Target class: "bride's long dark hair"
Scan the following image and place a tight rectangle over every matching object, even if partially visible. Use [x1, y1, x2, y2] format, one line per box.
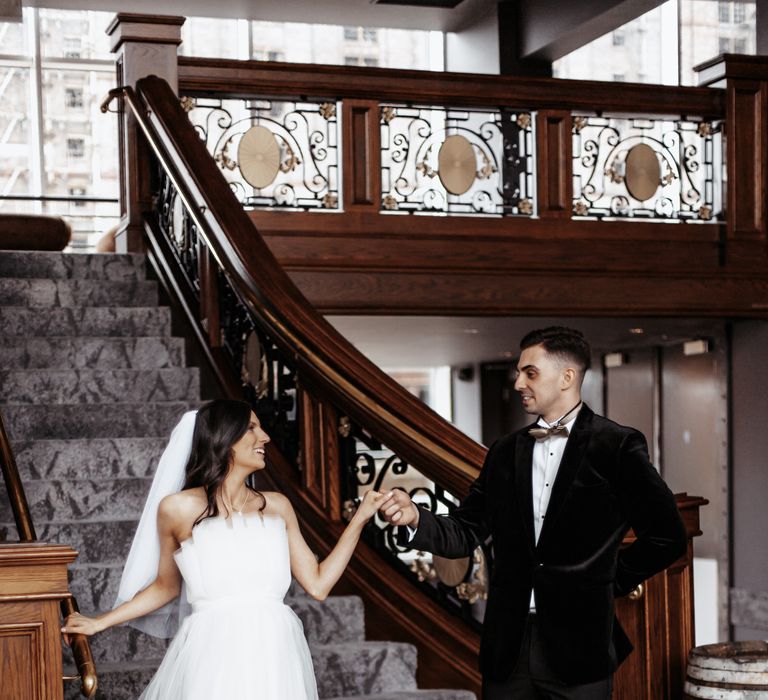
[183, 399, 266, 526]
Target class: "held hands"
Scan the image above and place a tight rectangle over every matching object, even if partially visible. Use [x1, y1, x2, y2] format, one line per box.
[378, 489, 420, 528]
[354, 489, 392, 521]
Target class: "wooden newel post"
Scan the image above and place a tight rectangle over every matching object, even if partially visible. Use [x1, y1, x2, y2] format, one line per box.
[107, 13, 185, 253]
[696, 55, 768, 266]
[0, 543, 78, 700]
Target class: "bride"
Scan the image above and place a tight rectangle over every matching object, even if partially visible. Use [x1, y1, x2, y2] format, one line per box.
[61, 399, 388, 699]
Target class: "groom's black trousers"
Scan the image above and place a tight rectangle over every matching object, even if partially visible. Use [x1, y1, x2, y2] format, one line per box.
[482, 614, 613, 700]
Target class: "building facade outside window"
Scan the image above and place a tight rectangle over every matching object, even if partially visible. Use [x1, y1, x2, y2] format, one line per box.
[1, 9, 440, 248]
[554, 0, 756, 86]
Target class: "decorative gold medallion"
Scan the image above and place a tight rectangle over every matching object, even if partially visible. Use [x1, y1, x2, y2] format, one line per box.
[238, 125, 281, 189]
[432, 555, 470, 588]
[438, 134, 476, 196]
[624, 143, 661, 202]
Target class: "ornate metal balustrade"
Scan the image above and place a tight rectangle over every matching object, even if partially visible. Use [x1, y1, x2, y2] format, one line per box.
[339, 417, 490, 628]
[380, 104, 534, 216]
[154, 163, 300, 465]
[179, 88, 726, 225]
[182, 95, 340, 211]
[572, 114, 723, 221]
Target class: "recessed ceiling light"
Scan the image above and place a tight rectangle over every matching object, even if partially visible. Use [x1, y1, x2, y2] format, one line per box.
[501, 350, 514, 358]
[628, 327, 644, 335]
[462, 328, 480, 334]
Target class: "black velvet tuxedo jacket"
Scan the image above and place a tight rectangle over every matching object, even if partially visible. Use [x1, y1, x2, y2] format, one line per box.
[407, 404, 687, 685]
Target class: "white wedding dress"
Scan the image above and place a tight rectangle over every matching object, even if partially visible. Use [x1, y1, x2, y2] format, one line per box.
[139, 512, 319, 699]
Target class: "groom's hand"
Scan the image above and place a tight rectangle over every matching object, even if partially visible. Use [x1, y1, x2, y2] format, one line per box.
[379, 489, 420, 528]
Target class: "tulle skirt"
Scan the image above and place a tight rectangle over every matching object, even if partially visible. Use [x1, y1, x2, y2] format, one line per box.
[139, 597, 318, 700]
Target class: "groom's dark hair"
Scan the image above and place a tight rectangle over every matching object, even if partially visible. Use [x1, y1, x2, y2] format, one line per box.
[520, 326, 591, 381]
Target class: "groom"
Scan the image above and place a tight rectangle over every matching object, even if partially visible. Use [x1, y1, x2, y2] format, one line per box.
[379, 326, 686, 699]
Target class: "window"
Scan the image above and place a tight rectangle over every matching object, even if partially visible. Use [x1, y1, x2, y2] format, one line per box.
[63, 37, 81, 59]
[344, 56, 359, 66]
[267, 50, 283, 62]
[344, 26, 359, 41]
[65, 87, 83, 108]
[719, 1, 731, 22]
[613, 73, 626, 82]
[66, 137, 85, 158]
[68, 186, 86, 206]
[719, 36, 731, 53]
[363, 28, 378, 42]
[612, 31, 625, 46]
[363, 57, 379, 67]
[734, 2, 746, 22]
[734, 37, 747, 52]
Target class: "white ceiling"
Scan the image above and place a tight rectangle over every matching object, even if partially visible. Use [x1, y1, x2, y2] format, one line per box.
[326, 315, 730, 368]
[24, 0, 499, 32]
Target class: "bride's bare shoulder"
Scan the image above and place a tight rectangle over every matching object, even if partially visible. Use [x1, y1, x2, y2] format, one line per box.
[261, 491, 292, 517]
[158, 488, 207, 523]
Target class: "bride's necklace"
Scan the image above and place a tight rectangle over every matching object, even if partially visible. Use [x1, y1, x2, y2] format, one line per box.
[222, 486, 249, 515]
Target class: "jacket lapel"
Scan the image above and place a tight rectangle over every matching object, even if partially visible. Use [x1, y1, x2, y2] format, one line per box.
[536, 404, 594, 548]
[514, 423, 537, 552]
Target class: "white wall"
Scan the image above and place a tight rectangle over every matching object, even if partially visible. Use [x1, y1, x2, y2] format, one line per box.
[444, 6, 499, 74]
[451, 364, 483, 444]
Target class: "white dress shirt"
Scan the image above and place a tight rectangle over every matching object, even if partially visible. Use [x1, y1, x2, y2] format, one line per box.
[529, 404, 581, 610]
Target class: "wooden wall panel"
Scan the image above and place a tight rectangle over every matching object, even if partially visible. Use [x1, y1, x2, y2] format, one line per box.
[283, 268, 768, 316]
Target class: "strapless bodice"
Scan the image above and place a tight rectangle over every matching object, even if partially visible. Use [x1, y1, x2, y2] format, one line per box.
[173, 512, 291, 610]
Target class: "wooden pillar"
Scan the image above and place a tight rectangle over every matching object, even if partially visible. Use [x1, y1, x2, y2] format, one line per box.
[536, 109, 572, 218]
[341, 99, 381, 212]
[0, 543, 78, 700]
[106, 13, 185, 253]
[696, 55, 768, 265]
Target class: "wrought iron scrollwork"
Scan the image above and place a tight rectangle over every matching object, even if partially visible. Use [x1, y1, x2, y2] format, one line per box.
[380, 103, 534, 216]
[152, 159, 300, 466]
[181, 95, 340, 211]
[338, 417, 491, 628]
[572, 115, 723, 221]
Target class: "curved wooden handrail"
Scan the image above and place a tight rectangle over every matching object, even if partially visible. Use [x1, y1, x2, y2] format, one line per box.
[0, 410, 98, 698]
[178, 56, 726, 118]
[0, 410, 36, 542]
[121, 75, 487, 499]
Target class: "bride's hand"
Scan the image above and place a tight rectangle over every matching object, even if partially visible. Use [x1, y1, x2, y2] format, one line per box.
[61, 612, 105, 643]
[354, 489, 391, 522]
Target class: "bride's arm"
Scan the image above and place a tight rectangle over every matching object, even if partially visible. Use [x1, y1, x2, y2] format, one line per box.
[61, 496, 184, 637]
[278, 490, 389, 601]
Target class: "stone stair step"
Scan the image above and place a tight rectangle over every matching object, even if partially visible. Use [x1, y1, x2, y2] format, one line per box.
[313, 641, 417, 698]
[325, 693, 476, 700]
[0, 307, 171, 338]
[0, 479, 151, 525]
[0, 251, 145, 280]
[0, 278, 157, 307]
[291, 596, 367, 645]
[10, 437, 168, 480]
[0, 368, 199, 404]
[63, 640, 417, 700]
[0, 520, 138, 564]
[62, 661, 158, 700]
[2, 402, 194, 440]
[0, 337, 185, 369]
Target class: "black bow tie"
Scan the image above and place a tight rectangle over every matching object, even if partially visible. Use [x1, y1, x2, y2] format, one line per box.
[528, 402, 582, 441]
[529, 424, 569, 440]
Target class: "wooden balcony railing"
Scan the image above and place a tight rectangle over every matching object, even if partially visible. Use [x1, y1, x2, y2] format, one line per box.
[178, 56, 726, 227]
[164, 55, 768, 317]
